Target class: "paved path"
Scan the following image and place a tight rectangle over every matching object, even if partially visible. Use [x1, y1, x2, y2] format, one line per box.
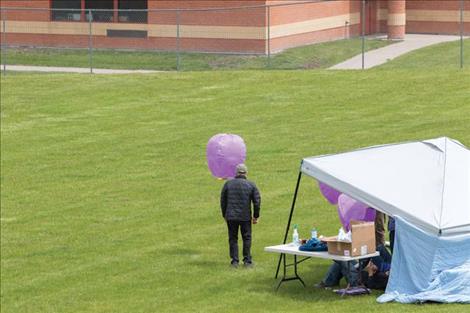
[330, 34, 464, 70]
[0, 64, 160, 74]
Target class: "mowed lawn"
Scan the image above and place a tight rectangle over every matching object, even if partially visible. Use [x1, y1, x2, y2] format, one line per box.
[379, 39, 470, 69]
[2, 38, 390, 71]
[1, 69, 470, 313]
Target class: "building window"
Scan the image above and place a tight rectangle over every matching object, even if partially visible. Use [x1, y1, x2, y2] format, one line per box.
[118, 0, 148, 23]
[51, 0, 81, 21]
[50, 0, 148, 24]
[85, 0, 114, 22]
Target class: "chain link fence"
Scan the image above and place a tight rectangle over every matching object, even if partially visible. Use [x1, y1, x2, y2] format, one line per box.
[0, 1, 469, 73]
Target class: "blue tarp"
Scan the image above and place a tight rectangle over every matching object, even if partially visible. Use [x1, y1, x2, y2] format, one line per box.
[377, 217, 470, 304]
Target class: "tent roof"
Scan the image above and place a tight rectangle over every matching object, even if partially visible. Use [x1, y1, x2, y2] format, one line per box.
[301, 137, 470, 236]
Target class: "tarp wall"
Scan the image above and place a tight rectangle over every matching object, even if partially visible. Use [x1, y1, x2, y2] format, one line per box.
[377, 217, 470, 304]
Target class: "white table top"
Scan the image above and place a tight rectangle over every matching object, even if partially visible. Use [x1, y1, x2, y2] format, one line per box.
[264, 243, 379, 261]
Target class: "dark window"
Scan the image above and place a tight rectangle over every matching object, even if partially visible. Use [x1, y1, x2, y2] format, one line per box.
[85, 0, 114, 22]
[51, 0, 81, 21]
[118, 0, 148, 23]
[107, 29, 148, 38]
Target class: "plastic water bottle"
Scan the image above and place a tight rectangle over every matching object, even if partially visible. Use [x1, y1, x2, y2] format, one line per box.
[292, 224, 300, 246]
[311, 227, 317, 239]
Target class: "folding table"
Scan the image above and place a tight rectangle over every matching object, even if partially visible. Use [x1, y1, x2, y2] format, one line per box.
[265, 243, 379, 290]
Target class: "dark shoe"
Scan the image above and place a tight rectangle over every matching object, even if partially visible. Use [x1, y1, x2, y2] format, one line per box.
[314, 281, 326, 289]
[230, 261, 239, 268]
[243, 262, 254, 268]
[314, 281, 335, 290]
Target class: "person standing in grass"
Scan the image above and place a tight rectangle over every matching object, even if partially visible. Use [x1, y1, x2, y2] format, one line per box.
[221, 164, 261, 268]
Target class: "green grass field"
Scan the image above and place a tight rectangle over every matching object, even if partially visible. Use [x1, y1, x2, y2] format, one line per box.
[2, 42, 470, 313]
[2, 38, 469, 71]
[380, 39, 470, 69]
[2, 38, 391, 71]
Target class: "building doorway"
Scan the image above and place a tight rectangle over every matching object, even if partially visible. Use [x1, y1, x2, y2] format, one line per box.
[364, 0, 378, 35]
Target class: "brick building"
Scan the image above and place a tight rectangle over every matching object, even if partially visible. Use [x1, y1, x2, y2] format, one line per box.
[1, 0, 469, 54]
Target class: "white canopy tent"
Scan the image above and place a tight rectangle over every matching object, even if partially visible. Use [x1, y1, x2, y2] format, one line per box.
[301, 137, 470, 236]
[274, 137, 470, 301]
[275, 137, 470, 279]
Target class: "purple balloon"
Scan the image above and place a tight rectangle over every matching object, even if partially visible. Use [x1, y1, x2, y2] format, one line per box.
[206, 134, 246, 179]
[337, 194, 376, 232]
[318, 182, 341, 205]
[363, 208, 376, 222]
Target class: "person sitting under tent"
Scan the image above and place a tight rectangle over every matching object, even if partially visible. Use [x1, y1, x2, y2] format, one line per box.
[315, 259, 360, 289]
[315, 243, 393, 290]
[361, 244, 392, 290]
[316, 208, 391, 289]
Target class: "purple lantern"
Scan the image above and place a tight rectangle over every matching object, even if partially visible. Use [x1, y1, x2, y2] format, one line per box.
[337, 193, 376, 231]
[318, 181, 341, 205]
[206, 134, 246, 179]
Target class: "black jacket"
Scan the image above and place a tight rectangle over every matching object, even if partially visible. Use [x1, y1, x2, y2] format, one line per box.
[220, 175, 261, 221]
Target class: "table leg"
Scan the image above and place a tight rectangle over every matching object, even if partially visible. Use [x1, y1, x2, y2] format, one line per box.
[283, 253, 287, 278]
[294, 255, 306, 287]
[276, 254, 286, 291]
[275, 254, 306, 291]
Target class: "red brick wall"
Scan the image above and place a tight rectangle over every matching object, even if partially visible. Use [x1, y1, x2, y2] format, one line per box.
[148, 0, 266, 26]
[407, 0, 462, 10]
[4, 34, 265, 54]
[2, 0, 49, 21]
[376, 0, 469, 36]
[406, 0, 470, 35]
[267, 0, 361, 53]
[149, 0, 265, 10]
[270, 25, 360, 53]
[268, 0, 358, 25]
[2, 0, 469, 54]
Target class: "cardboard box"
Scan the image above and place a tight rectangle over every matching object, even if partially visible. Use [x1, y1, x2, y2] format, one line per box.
[322, 221, 376, 257]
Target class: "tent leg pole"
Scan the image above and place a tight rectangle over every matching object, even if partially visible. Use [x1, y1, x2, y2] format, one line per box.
[275, 171, 302, 279]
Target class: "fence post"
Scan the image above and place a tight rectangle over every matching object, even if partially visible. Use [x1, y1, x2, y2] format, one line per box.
[267, 5, 271, 68]
[2, 9, 6, 74]
[361, 0, 365, 70]
[88, 9, 93, 74]
[176, 9, 181, 72]
[460, 0, 464, 69]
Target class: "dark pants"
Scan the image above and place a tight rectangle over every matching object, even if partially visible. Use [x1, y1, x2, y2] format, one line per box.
[323, 260, 359, 287]
[371, 244, 392, 269]
[363, 245, 392, 290]
[226, 220, 252, 264]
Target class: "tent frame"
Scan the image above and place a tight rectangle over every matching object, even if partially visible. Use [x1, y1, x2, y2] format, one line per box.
[275, 169, 303, 279]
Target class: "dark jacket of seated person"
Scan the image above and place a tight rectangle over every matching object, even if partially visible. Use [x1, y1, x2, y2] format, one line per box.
[361, 245, 392, 290]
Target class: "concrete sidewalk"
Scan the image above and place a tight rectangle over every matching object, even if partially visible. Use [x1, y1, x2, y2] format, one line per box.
[329, 34, 464, 70]
[1, 65, 160, 74]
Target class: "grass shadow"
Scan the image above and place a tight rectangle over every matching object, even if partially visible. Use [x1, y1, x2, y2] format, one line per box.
[249, 262, 382, 304]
